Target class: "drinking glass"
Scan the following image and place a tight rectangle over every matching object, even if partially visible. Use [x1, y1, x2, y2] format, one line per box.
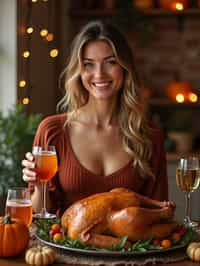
[176, 156, 200, 227]
[5, 187, 32, 226]
[33, 145, 58, 219]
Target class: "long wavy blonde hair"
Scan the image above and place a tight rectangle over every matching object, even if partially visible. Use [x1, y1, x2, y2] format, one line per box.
[58, 20, 153, 178]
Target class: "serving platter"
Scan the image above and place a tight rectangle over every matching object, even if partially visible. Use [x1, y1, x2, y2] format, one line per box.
[35, 233, 187, 258]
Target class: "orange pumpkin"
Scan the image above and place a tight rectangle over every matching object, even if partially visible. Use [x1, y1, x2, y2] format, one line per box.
[0, 214, 29, 257]
[165, 81, 192, 102]
[159, 0, 190, 10]
[133, 0, 154, 9]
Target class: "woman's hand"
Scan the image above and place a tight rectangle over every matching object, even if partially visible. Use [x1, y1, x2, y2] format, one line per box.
[22, 152, 38, 185]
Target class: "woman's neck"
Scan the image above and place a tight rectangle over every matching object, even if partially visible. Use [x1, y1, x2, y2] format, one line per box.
[78, 98, 118, 128]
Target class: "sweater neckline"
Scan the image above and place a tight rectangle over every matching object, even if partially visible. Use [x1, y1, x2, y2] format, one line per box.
[65, 126, 133, 178]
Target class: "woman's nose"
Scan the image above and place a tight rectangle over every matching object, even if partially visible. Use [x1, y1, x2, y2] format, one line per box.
[94, 64, 105, 77]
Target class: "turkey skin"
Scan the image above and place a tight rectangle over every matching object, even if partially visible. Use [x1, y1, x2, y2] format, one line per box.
[61, 188, 178, 248]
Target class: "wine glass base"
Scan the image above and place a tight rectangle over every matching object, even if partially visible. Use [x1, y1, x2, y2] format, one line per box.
[184, 219, 199, 228]
[33, 212, 56, 219]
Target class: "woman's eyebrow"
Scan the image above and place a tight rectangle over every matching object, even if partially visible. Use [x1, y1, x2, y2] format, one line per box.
[83, 55, 115, 61]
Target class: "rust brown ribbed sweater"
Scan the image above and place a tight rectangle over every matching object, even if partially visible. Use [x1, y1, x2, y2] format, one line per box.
[31, 114, 168, 216]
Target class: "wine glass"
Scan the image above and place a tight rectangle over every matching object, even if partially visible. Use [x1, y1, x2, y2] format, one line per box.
[33, 145, 58, 219]
[5, 187, 32, 226]
[176, 156, 200, 227]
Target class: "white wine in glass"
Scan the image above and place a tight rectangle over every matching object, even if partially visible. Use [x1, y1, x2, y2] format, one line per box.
[176, 157, 200, 227]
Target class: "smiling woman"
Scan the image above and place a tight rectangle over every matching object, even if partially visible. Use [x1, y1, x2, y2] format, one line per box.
[21, 20, 168, 217]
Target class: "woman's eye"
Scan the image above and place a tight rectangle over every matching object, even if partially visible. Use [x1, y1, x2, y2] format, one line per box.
[83, 62, 93, 68]
[106, 60, 117, 65]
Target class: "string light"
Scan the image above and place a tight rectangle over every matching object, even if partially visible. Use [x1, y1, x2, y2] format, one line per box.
[26, 27, 34, 34]
[19, 0, 58, 107]
[19, 80, 26, 87]
[46, 33, 54, 42]
[40, 29, 48, 37]
[22, 50, 30, 58]
[50, 49, 59, 58]
[22, 97, 30, 105]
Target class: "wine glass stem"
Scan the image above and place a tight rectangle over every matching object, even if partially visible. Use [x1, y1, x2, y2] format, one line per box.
[184, 192, 191, 224]
[41, 182, 47, 216]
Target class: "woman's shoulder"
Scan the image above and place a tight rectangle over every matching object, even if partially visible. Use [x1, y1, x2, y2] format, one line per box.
[38, 113, 67, 131]
[34, 113, 67, 146]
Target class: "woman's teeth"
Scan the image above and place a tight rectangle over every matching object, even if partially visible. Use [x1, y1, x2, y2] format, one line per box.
[93, 82, 110, 87]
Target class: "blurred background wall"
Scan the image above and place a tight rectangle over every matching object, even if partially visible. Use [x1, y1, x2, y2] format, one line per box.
[0, 0, 17, 113]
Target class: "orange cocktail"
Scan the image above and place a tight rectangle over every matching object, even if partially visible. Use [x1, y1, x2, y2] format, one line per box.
[33, 145, 58, 219]
[35, 151, 58, 182]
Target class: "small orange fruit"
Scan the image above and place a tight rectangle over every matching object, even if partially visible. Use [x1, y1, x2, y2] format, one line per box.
[172, 232, 181, 241]
[51, 224, 61, 234]
[53, 233, 63, 241]
[161, 239, 172, 248]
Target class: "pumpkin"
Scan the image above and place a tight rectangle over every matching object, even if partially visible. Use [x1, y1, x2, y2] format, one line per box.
[165, 81, 192, 102]
[0, 214, 29, 257]
[187, 242, 200, 262]
[159, 0, 190, 10]
[133, 0, 154, 9]
[25, 245, 55, 266]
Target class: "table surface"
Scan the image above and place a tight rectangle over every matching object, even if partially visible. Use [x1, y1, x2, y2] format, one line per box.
[0, 256, 200, 266]
[2, 224, 200, 266]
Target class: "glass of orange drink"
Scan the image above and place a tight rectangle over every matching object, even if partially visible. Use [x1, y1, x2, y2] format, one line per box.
[6, 187, 32, 226]
[32, 145, 58, 219]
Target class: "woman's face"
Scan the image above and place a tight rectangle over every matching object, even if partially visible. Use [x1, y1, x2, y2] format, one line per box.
[80, 40, 124, 100]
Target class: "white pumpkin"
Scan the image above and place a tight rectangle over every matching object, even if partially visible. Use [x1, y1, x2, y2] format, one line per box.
[187, 242, 200, 262]
[25, 245, 55, 266]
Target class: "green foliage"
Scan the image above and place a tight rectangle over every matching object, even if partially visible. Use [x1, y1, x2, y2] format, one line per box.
[0, 104, 42, 195]
[35, 219, 195, 252]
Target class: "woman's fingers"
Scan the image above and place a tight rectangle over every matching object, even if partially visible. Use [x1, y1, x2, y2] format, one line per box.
[22, 156, 35, 168]
[25, 152, 34, 161]
[22, 152, 37, 183]
[22, 168, 37, 182]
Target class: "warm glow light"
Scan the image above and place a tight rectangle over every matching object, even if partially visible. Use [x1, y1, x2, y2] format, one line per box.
[32, 0, 38, 2]
[176, 94, 185, 103]
[50, 49, 59, 57]
[188, 93, 198, 103]
[175, 3, 184, 10]
[26, 27, 34, 34]
[22, 97, 30, 105]
[22, 51, 30, 58]
[19, 80, 26, 87]
[46, 33, 54, 42]
[40, 29, 48, 37]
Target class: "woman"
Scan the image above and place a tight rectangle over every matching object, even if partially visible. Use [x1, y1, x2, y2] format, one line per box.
[22, 20, 168, 217]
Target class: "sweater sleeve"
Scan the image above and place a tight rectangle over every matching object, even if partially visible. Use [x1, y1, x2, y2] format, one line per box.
[142, 127, 168, 201]
[28, 114, 67, 216]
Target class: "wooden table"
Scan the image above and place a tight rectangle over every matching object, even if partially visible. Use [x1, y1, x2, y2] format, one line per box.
[0, 257, 200, 266]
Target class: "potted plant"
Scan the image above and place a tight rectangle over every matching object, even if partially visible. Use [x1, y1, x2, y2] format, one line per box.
[166, 110, 194, 153]
[0, 104, 42, 214]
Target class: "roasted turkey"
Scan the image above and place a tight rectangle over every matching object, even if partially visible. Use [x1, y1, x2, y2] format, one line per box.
[61, 188, 178, 249]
